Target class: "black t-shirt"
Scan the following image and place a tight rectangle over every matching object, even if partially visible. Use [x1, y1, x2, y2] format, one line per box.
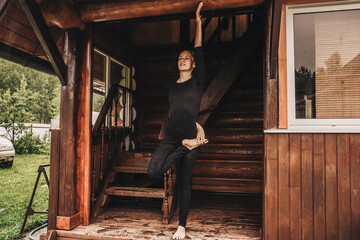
[167, 47, 206, 129]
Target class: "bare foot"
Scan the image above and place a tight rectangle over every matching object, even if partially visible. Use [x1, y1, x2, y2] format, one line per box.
[182, 138, 209, 150]
[172, 225, 186, 239]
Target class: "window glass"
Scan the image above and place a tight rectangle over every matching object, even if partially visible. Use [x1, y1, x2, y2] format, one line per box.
[92, 52, 106, 113]
[294, 9, 360, 119]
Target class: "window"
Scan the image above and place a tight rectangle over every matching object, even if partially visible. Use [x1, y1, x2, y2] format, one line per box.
[286, 2, 360, 131]
[92, 49, 132, 126]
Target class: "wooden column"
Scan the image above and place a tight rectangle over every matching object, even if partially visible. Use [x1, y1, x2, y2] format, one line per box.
[278, 3, 287, 128]
[57, 29, 80, 230]
[48, 130, 60, 230]
[76, 24, 93, 226]
[263, 0, 278, 129]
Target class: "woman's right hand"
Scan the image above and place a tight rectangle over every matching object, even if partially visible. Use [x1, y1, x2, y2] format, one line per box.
[196, 2, 203, 23]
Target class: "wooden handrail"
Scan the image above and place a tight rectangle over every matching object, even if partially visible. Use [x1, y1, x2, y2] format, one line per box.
[92, 84, 135, 136]
[92, 85, 118, 136]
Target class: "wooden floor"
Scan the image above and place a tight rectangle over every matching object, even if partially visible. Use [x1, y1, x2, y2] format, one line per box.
[57, 192, 262, 240]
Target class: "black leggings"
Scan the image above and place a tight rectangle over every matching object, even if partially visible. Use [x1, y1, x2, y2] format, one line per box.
[147, 124, 198, 227]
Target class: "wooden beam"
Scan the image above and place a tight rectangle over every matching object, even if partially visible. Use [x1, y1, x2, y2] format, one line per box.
[283, 0, 342, 4]
[270, 0, 282, 79]
[0, 42, 54, 75]
[76, 24, 93, 226]
[40, 0, 85, 30]
[0, 0, 9, 18]
[197, 19, 262, 126]
[19, 0, 68, 85]
[79, 0, 264, 23]
[59, 29, 79, 218]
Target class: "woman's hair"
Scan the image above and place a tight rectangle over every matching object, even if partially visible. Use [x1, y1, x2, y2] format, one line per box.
[179, 49, 195, 60]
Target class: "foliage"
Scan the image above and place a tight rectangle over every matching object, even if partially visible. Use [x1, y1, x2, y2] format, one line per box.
[13, 132, 50, 155]
[0, 79, 34, 142]
[0, 154, 49, 240]
[295, 66, 315, 96]
[0, 58, 60, 125]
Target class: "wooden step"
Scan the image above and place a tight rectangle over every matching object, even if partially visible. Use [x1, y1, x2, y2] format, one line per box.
[105, 186, 165, 198]
[141, 143, 263, 155]
[192, 177, 263, 193]
[198, 153, 263, 162]
[192, 160, 263, 179]
[115, 154, 151, 173]
[199, 143, 263, 155]
[115, 165, 148, 174]
[141, 131, 263, 144]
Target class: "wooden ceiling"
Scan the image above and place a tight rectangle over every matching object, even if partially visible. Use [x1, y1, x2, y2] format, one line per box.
[0, 0, 63, 70]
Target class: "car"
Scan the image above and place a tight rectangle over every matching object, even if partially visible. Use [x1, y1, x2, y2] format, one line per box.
[0, 134, 15, 168]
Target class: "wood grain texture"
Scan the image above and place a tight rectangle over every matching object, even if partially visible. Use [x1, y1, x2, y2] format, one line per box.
[19, 0, 67, 85]
[264, 134, 278, 240]
[350, 134, 360, 240]
[283, 0, 345, 5]
[58, 192, 261, 240]
[301, 134, 313, 240]
[58, 29, 79, 218]
[325, 134, 338, 239]
[270, 0, 282, 79]
[79, 0, 265, 23]
[264, 133, 360, 240]
[278, 3, 287, 129]
[313, 134, 325, 240]
[48, 130, 60, 230]
[76, 24, 93, 226]
[278, 134, 290, 240]
[289, 134, 301, 240]
[337, 134, 351, 240]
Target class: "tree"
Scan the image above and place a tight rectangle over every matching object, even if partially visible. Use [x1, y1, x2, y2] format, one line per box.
[0, 78, 35, 142]
[0, 58, 60, 124]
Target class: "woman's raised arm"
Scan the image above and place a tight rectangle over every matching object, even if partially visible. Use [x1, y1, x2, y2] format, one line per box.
[194, 2, 203, 48]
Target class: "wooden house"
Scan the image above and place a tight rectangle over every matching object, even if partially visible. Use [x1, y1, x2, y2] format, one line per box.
[0, 0, 359, 239]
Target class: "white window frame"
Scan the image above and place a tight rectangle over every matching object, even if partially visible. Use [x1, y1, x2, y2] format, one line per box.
[286, 1, 360, 133]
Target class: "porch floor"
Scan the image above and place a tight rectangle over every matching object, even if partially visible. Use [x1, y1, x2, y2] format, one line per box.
[58, 191, 262, 240]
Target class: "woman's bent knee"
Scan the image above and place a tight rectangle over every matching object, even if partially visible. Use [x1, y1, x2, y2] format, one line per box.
[147, 167, 161, 180]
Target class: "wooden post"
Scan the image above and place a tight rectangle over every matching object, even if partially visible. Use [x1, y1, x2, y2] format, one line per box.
[57, 28, 80, 230]
[48, 130, 60, 230]
[278, 3, 287, 128]
[76, 24, 93, 226]
[263, 0, 278, 130]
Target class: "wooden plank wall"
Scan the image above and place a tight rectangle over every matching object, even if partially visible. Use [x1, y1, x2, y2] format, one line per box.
[264, 133, 360, 240]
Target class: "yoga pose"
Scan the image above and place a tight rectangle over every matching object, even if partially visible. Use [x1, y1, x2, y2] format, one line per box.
[147, 2, 207, 239]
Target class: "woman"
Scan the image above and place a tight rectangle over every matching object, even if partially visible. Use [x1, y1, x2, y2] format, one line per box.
[147, 2, 207, 239]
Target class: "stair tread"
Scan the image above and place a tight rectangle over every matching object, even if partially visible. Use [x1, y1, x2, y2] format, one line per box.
[105, 186, 165, 198]
[115, 165, 148, 173]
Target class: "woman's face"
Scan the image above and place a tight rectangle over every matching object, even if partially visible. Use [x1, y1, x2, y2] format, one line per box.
[178, 50, 195, 72]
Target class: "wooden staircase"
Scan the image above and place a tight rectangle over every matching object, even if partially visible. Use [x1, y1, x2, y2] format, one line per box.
[92, 152, 177, 223]
[139, 19, 264, 193]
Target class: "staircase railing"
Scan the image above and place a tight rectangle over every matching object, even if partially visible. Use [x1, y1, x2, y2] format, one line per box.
[91, 83, 135, 205]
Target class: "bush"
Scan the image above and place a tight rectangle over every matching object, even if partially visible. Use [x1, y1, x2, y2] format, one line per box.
[13, 132, 49, 154]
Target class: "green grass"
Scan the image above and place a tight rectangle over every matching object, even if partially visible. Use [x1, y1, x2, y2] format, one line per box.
[0, 155, 50, 240]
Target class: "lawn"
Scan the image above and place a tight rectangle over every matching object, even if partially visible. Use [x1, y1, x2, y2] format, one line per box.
[0, 155, 50, 240]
